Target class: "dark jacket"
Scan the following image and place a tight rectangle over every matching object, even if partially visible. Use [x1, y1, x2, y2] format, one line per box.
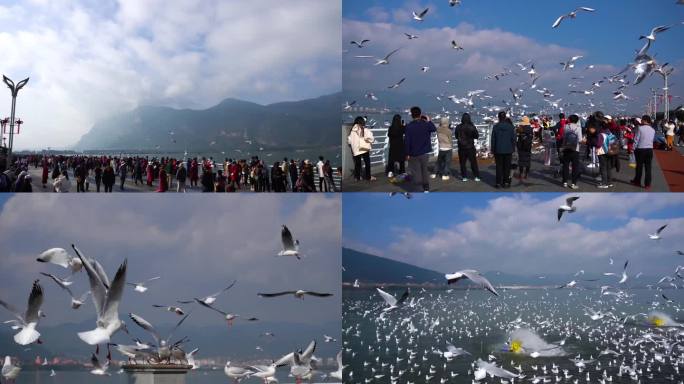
[516, 125, 533, 167]
[387, 122, 405, 162]
[455, 122, 479, 151]
[491, 121, 516, 154]
[404, 119, 436, 157]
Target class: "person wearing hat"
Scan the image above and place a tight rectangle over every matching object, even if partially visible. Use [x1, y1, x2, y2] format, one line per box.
[491, 111, 516, 188]
[515, 116, 534, 180]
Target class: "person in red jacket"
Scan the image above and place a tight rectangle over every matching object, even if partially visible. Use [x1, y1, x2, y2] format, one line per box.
[157, 167, 168, 192]
[41, 157, 49, 188]
[190, 159, 199, 188]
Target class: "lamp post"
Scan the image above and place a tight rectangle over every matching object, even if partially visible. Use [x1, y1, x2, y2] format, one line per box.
[3, 75, 29, 168]
[655, 65, 674, 122]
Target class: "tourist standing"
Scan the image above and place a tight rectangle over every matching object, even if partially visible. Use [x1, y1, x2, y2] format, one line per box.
[455, 113, 480, 182]
[631, 115, 656, 190]
[347, 116, 374, 182]
[404, 107, 436, 193]
[490, 111, 516, 188]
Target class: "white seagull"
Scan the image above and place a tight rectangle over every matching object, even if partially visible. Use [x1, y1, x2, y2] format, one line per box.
[350, 39, 370, 48]
[178, 280, 237, 306]
[451, 40, 464, 50]
[127, 277, 161, 293]
[257, 290, 333, 299]
[0, 280, 44, 345]
[152, 305, 185, 316]
[76, 247, 128, 349]
[561, 56, 584, 71]
[374, 48, 401, 65]
[40, 272, 89, 309]
[279, 225, 300, 258]
[2, 356, 21, 382]
[36, 248, 83, 273]
[558, 196, 579, 221]
[330, 350, 344, 380]
[224, 361, 253, 383]
[552, 7, 595, 28]
[412, 8, 429, 21]
[445, 270, 499, 296]
[640, 25, 671, 42]
[649, 224, 668, 240]
[89, 354, 110, 376]
[376, 287, 410, 312]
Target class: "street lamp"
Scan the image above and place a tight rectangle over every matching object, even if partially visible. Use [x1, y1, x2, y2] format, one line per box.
[3, 75, 29, 168]
[655, 64, 674, 122]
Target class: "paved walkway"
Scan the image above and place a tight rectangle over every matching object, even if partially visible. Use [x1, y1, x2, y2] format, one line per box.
[342, 145, 674, 192]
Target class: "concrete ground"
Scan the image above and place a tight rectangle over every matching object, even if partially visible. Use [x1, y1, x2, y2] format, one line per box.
[342, 144, 680, 193]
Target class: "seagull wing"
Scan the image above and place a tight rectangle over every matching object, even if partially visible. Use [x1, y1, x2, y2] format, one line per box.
[396, 288, 410, 305]
[558, 209, 564, 221]
[282, 225, 295, 250]
[101, 259, 127, 322]
[462, 270, 499, 296]
[383, 48, 401, 61]
[37, 248, 71, 268]
[258, 291, 296, 298]
[74, 247, 107, 316]
[195, 299, 227, 316]
[376, 288, 398, 307]
[304, 291, 333, 297]
[129, 313, 161, 345]
[566, 196, 580, 206]
[25, 280, 44, 324]
[40, 272, 74, 298]
[578, 7, 595, 12]
[552, 15, 566, 28]
[166, 313, 191, 343]
[210, 280, 237, 298]
[656, 224, 667, 234]
[419, 8, 429, 17]
[145, 276, 161, 284]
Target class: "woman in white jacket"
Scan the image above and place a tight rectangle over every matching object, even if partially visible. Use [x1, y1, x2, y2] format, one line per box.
[347, 116, 375, 181]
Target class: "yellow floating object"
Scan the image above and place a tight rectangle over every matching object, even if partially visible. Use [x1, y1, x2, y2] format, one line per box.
[510, 339, 523, 353]
[649, 316, 665, 327]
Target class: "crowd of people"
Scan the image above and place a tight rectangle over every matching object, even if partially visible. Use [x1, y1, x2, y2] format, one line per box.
[347, 106, 684, 192]
[0, 154, 339, 193]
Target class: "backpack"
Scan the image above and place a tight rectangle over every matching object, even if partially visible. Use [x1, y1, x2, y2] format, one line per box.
[517, 131, 532, 152]
[563, 129, 579, 150]
[603, 133, 619, 155]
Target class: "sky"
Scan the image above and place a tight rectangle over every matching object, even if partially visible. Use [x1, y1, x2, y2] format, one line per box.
[343, 0, 684, 117]
[343, 193, 684, 279]
[0, 0, 341, 150]
[0, 194, 340, 333]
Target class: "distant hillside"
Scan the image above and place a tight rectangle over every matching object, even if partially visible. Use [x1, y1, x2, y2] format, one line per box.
[75, 93, 341, 152]
[0, 318, 340, 362]
[342, 248, 443, 284]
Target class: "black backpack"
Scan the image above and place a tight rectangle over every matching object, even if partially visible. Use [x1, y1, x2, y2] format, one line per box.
[563, 129, 579, 150]
[517, 131, 532, 151]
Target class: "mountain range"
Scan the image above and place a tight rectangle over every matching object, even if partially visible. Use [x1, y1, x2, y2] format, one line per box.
[75, 93, 341, 152]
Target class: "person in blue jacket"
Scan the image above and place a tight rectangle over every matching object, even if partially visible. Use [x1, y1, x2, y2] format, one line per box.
[490, 111, 516, 188]
[404, 106, 436, 193]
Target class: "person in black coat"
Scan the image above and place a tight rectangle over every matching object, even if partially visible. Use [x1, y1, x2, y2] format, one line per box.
[455, 113, 480, 181]
[516, 117, 533, 179]
[490, 111, 516, 188]
[385, 114, 405, 177]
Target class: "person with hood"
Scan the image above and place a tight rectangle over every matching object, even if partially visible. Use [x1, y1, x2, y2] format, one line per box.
[53, 170, 71, 193]
[347, 116, 375, 182]
[432, 117, 453, 181]
[455, 112, 480, 182]
[490, 111, 516, 188]
[404, 106, 437, 192]
[560, 114, 582, 189]
[516, 116, 534, 180]
[386, 114, 405, 177]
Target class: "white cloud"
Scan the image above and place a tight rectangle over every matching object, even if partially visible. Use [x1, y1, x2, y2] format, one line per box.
[352, 194, 684, 278]
[1, 0, 341, 149]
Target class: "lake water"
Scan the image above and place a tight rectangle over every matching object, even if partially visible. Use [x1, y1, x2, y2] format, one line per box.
[343, 287, 684, 383]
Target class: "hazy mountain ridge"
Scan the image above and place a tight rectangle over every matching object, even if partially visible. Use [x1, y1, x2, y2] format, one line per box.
[74, 93, 342, 152]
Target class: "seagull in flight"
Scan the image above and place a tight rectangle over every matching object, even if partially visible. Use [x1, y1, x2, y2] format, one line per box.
[388, 78, 406, 89]
[374, 48, 401, 65]
[37, 248, 83, 273]
[558, 196, 579, 221]
[445, 270, 499, 296]
[604, 260, 629, 284]
[552, 7, 595, 28]
[350, 39, 370, 48]
[451, 40, 464, 50]
[649, 224, 668, 240]
[193, 300, 258, 325]
[152, 305, 185, 316]
[640, 25, 671, 42]
[0, 280, 44, 345]
[561, 56, 583, 71]
[412, 8, 429, 21]
[127, 277, 161, 293]
[376, 287, 410, 312]
[40, 272, 89, 309]
[279, 225, 300, 258]
[89, 354, 110, 376]
[404, 33, 419, 40]
[75, 246, 128, 352]
[257, 290, 333, 299]
[178, 280, 237, 306]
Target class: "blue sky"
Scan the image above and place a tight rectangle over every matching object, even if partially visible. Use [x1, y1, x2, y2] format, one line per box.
[0, 0, 341, 149]
[343, 193, 684, 277]
[343, 0, 684, 116]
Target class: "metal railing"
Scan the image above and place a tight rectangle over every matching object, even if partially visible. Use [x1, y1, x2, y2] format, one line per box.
[365, 124, 492, 168]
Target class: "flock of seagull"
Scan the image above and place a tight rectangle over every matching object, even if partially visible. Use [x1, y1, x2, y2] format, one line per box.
[345, 1, 684, 126]
[343, 196, 682, 383]
[0, 225, 341, 383]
